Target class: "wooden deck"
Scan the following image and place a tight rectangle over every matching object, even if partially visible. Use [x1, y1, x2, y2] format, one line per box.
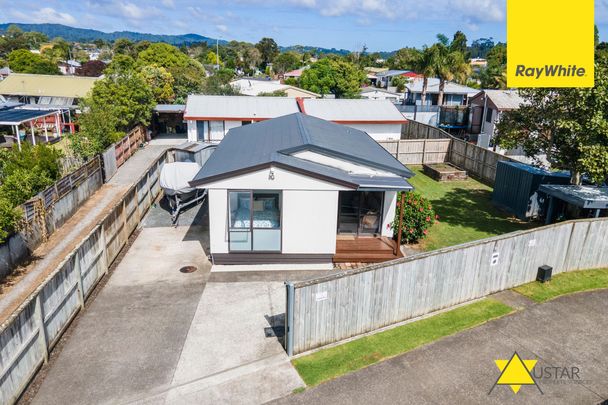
[334, 235, 403, 263]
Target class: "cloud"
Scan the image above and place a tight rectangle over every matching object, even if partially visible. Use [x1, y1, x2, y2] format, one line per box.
[162, 0, 175, 7]
[216, 24, 228, 33]
[10, 7, 77, 25]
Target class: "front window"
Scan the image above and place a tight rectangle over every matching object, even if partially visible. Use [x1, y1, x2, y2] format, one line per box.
[229, 191, 281, 252]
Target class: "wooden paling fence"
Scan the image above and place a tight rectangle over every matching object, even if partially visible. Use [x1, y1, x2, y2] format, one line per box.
[378, 120, 517, 186]
[0, 151, 166, 405]
[285, 217, 608, 355]
[102, 125, 146, 181]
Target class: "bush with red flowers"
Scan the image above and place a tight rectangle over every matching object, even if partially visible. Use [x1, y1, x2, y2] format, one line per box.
[390, 192, 438, 244]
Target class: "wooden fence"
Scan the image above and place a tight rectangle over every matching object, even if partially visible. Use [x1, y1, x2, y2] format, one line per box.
[0, 157, 103, 278]
[102, 125, 146, 181]
[384, 120, 518, 186]
[285, 217, 608, 355]
[378, 139, 450, 165]
[0, 151, 166, 405]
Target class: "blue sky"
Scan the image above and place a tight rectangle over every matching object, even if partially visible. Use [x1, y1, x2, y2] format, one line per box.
[1, 0, 607, 51]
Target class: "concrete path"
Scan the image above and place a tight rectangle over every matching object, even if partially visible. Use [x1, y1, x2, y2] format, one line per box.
[0, 140, 178, 322]
[274, 289, 608, 405]
[30, 201, 303, 405]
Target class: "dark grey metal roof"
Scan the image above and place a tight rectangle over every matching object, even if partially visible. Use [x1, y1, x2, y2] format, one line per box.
[0, 107, 60, 125]
[539, 185, 608, 209]
[190, 113, 414, 190]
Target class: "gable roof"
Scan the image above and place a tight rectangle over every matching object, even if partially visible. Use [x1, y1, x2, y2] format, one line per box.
[302, 99, 406, 123]
[230, 78, 320, 98]
[471, 90, 525, 111]
[190, 113, 413, 189]
[0, 73, 99, 98]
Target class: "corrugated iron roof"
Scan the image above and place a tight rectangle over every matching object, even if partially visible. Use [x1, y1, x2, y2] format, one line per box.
[406, 78, 478, 95]
[190, 113, 413, 189]
[302, 99, 406, 123]
[484, 90, 525, 110]
[0, 73, 99, 98]
[184, 95, 300, 120]
[0, 107, 61, 125]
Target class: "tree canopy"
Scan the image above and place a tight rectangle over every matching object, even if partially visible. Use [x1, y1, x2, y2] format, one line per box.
[7, 49, 60, 74]
[300, 58, 365, 98]
[496, 55, 608, 185]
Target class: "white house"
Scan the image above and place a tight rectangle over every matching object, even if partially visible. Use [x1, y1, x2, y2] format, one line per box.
[360, 87, 404, 103]
[189, 113, 414, 266]
[184, 95, 407, 143]
[231, 78, 320, 98]
[405, 78, 478, 106]
[469, 89, 525, 146]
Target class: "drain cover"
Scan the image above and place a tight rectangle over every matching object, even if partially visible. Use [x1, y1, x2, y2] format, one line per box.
[179, 266, 198, 273]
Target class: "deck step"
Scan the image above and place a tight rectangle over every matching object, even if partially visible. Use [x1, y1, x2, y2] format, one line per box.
[333, 252, 401, 263]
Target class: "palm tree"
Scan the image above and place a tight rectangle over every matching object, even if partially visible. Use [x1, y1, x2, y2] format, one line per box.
[430, 40, 471, 106]
[405, 47, 436, 105]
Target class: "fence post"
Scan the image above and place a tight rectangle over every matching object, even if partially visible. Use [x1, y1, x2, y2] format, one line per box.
[396, 140, 400, 161]
[73, 251, 85, 309]
[421, 139, 427, 164]
[285, 282, 295, 356]
[34, 294, 49, 364]
[100, 223, 110, 276]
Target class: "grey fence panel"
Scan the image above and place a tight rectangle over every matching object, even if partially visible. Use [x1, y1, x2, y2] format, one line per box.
[41, 256, 80, 348]
[124, 191, 140, 236]
[0, 150, 168, 405]
[0, 299, 43, 405]
[102, 146, 118, 181]
[289, 218, 608, 354]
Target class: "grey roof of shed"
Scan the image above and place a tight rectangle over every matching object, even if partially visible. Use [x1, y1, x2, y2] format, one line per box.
[190, 113, 414, 189]
[539, 185, 608, 209]
[0, 107, 62, 125]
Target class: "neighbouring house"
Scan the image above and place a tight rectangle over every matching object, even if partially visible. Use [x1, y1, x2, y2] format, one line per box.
[189, 113, 414, 266]
[470, 58, 488, 69]
[231, 78, 320, 98]
[184, 95, 407, 143]
[375, 70, 417, 89]
[360, 87, 404, 103]
[58, 60, 82, 75]
[364, 67, 389, 86]
[283, 67, 308, 80]
[405, 77, 478, 106]
[0, 73, 99, 112]
[468, 89, 525, 142]
[0, 67, 11, 80]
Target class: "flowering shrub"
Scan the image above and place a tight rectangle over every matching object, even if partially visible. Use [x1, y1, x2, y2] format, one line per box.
[390, 192, 438, 244]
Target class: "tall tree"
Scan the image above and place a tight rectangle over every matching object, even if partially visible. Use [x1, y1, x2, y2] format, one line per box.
[430, 34, 471, 105]
[300, 58, 365, 98]
[76, 60, 107, 77]
[273, 51, 301, 74]
[255, 37, 279, 68]
[8, 49, 60, 74]
[495, 55, 608, 185]
[450, 31, 469, 58]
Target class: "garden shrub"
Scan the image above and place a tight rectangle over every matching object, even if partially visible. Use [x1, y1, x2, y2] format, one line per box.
[391, 192, 438, 244]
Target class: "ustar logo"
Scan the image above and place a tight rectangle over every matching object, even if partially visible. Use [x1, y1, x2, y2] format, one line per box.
[515, 65, 587, 79]
[489, 352, 542, 395]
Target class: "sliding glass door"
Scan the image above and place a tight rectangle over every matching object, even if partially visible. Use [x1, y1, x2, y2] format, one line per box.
[338, 191, 384, 235]
[228, 191, 281, 252]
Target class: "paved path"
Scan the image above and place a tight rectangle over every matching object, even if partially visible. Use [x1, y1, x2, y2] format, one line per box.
[30, 202, 303, 405]
[0, 141, 176, 322]
[274, 290, 608, 405]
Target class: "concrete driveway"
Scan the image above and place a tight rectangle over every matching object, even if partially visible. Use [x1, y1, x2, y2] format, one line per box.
[274, 289, 608, 405]
[29, 201, 304, 405]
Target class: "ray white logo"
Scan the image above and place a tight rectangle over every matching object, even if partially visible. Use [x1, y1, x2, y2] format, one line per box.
[515, 65, 587, 80]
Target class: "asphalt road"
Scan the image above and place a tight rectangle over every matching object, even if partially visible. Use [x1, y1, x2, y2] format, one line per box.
[275, 289, 608, 405]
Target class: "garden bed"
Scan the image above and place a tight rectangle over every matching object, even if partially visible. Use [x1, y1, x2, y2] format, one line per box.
[423, 163, 467, 181]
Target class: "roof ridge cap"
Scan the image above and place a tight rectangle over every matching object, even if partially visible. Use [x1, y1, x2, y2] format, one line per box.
[295, 113, 312, 145]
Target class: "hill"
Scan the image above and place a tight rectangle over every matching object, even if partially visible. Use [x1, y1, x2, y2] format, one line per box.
[0, 23, 226, 46]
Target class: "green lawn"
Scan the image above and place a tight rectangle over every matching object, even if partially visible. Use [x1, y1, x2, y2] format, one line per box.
[292, 298, 513, 387]
[408, 166, 536, 251]
[513, 268, 608, 302]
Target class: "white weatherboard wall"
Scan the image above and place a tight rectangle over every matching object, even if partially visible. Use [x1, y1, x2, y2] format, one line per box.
[346, 123, 402, 141]
[381, 191, 397, 238]
[206, 166, 350, 256]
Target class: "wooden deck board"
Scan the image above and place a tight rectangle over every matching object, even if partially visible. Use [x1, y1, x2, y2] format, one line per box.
[334, 236, 402, 263]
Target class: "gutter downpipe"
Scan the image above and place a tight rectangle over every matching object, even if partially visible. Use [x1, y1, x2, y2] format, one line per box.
[285, 282, 295, 356]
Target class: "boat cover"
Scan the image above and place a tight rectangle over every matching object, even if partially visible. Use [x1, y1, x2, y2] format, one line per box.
[160, 162, 201, 196]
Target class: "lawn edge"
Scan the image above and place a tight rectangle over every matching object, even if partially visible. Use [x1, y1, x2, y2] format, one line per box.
[292, 297, 515, 388]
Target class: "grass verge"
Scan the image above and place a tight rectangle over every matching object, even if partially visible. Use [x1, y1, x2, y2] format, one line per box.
[292, 298, 513, 387]
[513, 268, 608, 302]
[407, 166, 535, 251]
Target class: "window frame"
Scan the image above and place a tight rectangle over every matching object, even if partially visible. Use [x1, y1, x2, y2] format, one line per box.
[227, 190, 282, 253]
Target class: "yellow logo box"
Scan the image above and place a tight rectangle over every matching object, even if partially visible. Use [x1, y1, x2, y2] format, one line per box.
[507, 0, 595, 87]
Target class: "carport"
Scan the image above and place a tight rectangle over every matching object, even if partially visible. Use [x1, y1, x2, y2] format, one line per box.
[540, 184, 608, 224]
[0, 106, 66, 150]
